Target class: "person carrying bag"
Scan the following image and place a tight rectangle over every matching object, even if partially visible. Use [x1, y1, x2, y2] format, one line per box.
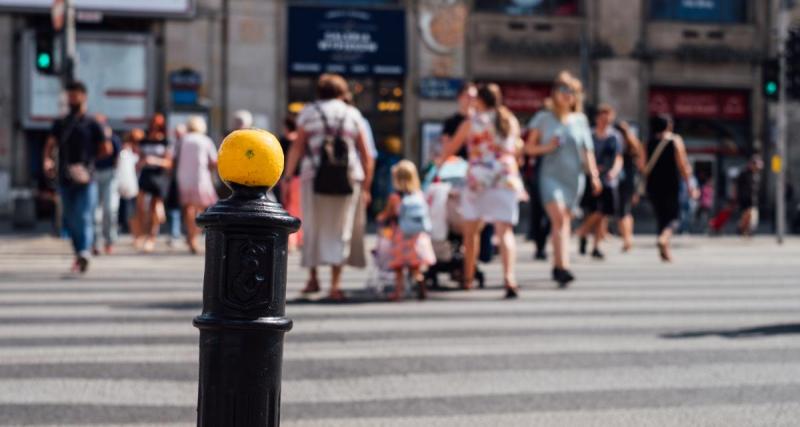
[311, 103, 354, 196]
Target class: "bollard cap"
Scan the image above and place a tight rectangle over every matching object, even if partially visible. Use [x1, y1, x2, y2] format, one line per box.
[218, 129, 284, 188]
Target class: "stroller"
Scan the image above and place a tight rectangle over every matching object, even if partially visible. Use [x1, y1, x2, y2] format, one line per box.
[365, 226, 397, 296]
[422, 158, 486, 289]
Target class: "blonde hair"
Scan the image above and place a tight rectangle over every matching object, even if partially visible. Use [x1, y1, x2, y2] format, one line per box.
[545, 70, 584, 120]
[186, 115, 207, 134]
[391, 160, 421, 193]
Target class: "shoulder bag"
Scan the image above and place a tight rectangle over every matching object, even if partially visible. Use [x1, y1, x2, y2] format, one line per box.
[636, 137, 671, 197]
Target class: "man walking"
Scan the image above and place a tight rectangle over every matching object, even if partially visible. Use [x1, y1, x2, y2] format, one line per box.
[577, 104, 623, 259]
[43, 81, 108, 273]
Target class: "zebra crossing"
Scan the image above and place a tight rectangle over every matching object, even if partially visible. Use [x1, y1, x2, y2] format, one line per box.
[0, 235, 799, 426]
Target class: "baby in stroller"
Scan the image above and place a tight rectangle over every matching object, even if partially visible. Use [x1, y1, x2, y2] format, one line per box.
[422, 157, 486, 289]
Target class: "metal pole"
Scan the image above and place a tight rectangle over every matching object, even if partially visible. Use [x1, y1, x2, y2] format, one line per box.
[776, 2, 789, 244]
[194, 181, 300, 426]
[62, 0, 76, 84]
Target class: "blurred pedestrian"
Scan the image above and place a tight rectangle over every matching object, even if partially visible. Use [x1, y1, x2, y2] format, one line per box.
[135, 113, 173, 253]
[438, 83, 524, 298]
[736, 154, 763, 236]
[92, 114, 121, 255]
[283, 73, 375, 301]
[165, 124, 186, 248]
[442, 82, 476, 159]
[118, 129, 142, 238]
[176, 116, 218, 254]
[695, 173, 714, 232]
[232, 109, 253, 131]
[644, 114, 697, 262]
[615, 121, 644, 251]
[525, 71, 602, 287]
[278, 115, 303, 251]
[376, 160, 436, 301]
[42, 81, 109, 273]
[576, 104, 623, 260]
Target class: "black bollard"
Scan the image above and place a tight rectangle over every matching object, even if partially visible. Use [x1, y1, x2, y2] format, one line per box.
[194, 183, 300, 427]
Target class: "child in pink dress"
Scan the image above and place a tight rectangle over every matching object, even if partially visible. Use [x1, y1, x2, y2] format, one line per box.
[377, 160, 436, 301]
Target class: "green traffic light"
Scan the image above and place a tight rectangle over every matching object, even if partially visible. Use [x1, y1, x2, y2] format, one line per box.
[766, 81, 778, 95]
[37, 52, 51, 69]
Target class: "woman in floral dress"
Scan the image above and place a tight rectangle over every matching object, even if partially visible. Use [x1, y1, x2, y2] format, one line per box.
[437, 83, 524, 298]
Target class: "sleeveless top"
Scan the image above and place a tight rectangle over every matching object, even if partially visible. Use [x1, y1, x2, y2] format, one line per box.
[646, 136, 680, 195]
[620, 145, 637, 189]
[465, 111, 524, 194]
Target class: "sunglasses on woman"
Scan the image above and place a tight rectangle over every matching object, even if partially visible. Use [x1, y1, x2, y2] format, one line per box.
[555, 85, 575, 95]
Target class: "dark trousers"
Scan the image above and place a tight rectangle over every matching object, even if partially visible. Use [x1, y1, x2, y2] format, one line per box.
[526, 168, 550, 255]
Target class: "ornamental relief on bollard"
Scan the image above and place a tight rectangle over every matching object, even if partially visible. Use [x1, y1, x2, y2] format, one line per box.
[220, 235, 276, 311]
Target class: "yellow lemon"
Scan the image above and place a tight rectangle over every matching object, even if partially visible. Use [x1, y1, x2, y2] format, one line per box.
[217, 129, 284, 187]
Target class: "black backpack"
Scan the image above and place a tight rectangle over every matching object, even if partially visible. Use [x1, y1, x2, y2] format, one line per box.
[312, 103, 353, 195]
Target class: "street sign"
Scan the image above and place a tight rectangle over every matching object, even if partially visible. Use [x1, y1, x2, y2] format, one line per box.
[287, 6, 406, 76]
[50, 0, 63, 31]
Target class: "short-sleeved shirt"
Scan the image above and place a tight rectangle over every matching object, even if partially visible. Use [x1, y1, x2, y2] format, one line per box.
[95, 133, 121, 170]
[139, 136, 172, 173]
[297, 99, 365, 182]
[50, 113, 105, 186]
[592, 128, 623, 187]
[442, 112, 468, 159]
[176, 132, 218, 191]
[528, 111, 593, 184]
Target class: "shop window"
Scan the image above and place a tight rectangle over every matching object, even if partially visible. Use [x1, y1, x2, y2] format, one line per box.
[649, 0, 747, 24]
[473, 0, 579, 16]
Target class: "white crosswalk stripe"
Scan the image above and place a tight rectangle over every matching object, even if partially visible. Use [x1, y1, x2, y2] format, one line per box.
[0, 235, 799, 426]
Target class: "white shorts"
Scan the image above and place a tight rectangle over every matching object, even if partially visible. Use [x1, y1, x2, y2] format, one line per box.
[459, 187, 519, 225]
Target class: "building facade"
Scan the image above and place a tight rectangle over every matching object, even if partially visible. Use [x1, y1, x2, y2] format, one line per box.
[0, 0, 794, 231]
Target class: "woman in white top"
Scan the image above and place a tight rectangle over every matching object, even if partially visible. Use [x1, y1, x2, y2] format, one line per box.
[175, 116, 218, 254]
[283, 74, 374, 301]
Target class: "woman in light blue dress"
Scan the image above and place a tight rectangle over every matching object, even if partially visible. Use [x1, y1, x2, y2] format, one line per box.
[525, 71, 602, 287]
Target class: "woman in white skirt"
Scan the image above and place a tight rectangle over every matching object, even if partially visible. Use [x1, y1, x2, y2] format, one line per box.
[437, 83, 524, 298]
[283, 74, 374, 301]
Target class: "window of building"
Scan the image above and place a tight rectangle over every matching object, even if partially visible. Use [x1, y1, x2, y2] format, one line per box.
[649, 0, 747, 24]
[473, 0, 579, 16]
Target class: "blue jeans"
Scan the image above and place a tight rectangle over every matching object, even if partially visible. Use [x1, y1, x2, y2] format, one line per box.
[94, 168, 120, 246]
[60, 182, 97, 257]
[168, 208, 182, 239]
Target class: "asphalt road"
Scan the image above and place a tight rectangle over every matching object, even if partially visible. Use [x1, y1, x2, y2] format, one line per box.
[0, 234, 799, 426]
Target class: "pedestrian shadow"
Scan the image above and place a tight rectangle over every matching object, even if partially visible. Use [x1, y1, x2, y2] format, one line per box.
[288, 288, 401, 305]
[661, 323, 800, 339]
[112, 301, 201, 311]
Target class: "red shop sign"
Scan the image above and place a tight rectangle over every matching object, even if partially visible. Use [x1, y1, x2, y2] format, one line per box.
[649, 87, 749, 121]
[496, 82, 551, 113]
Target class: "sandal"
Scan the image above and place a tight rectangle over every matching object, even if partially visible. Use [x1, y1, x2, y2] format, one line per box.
[657, 242, 672, 262]
[142, 238, 155, 254]
[328, 289, 346, 301]
[387, 291, 403, 302]
[301, 278, 321, 294]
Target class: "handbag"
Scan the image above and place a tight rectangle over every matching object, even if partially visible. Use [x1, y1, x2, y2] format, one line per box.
[311, 103, 353, 196]
[636, 137, 671, 197]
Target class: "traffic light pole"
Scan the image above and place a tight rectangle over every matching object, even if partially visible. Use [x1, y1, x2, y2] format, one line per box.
[776, 2, 789, 244]
[61, 0, 76, 84]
